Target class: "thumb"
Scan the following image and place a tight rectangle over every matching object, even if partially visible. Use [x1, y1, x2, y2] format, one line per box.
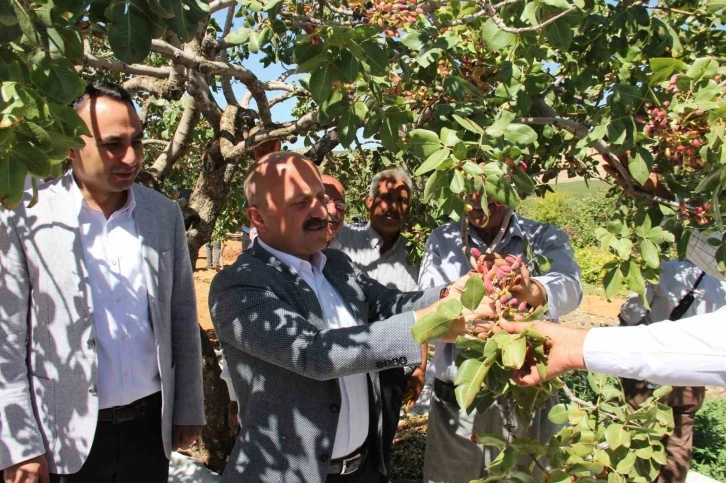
[498, 319, 531, 335]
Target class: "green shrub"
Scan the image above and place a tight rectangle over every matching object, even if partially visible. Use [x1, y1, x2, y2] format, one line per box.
[518, 190, 616, 249]
[692, 398, 726, 482]
[574, 245, 613, 285]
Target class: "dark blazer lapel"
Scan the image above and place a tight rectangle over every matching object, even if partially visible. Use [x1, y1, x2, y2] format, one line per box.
[49, 173, 95, 323]
[131, 186, 162, 334]
[246, 245, 327, 328]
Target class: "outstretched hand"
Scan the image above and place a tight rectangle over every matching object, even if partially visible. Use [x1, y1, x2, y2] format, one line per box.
[495, 319, 589, 386]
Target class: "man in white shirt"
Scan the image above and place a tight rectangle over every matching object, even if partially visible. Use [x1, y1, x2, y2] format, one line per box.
[0, 82, 205, 483]
[418, 193, 582, 483]
[615, 260, 726, 483]
[335, 169, 425, 481]
[323, 174, 347, 249]
[208, 152, 494, 482]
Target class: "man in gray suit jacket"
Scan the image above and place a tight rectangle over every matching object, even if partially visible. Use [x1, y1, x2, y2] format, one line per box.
[209, 152, 492, 483]
[0, 82, 205, 482]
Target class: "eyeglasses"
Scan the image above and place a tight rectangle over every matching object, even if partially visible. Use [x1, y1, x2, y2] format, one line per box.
[324, 195, 347, 211]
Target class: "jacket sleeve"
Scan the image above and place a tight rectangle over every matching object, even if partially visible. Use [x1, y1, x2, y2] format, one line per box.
[530, 226, 583, 320]
[209, 269, 425, 380]
[0, 210, 47, 470]
[169, 206, 205, 425]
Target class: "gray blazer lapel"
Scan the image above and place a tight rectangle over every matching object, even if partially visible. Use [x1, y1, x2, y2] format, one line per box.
[247, 245, 326, 328]
[132, 186, 161, 333]
[49, 173, 94, 322]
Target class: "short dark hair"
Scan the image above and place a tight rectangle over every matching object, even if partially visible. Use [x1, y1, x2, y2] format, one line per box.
[71, 81, 135, 111]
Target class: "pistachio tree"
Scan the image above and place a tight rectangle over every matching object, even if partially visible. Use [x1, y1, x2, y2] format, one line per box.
[2, 0, 725, 477]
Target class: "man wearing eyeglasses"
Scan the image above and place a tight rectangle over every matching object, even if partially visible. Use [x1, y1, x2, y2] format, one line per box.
[322, 174, 347, 249]
[335, 169, 423, 482]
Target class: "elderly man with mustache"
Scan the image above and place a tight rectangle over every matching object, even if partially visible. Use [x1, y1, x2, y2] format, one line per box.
[208, 153, 494, 483]
[334, 169, 425, 481]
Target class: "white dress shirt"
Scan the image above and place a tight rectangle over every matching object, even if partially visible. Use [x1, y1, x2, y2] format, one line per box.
[72, 180, 160, 409]
[257, 239, 369, 458]
[418, 215, 582, 383]
[584, 307, 726, 387]
[686, 230, 724, 281]
[335, 223, 419, 292]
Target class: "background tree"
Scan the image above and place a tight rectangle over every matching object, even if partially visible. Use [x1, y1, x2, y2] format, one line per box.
[2, 0, 725, 478]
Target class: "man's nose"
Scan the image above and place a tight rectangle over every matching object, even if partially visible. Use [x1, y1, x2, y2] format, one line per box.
[122, 143, 142, 165]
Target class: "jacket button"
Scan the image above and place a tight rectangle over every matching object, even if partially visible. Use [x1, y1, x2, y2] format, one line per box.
[330, 404, 340, 413]
[87, 339, 96, 349]
[89, 385, 97, 396]
[319, 453, 329, 462]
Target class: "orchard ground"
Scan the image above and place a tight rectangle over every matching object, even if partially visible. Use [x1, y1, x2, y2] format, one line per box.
[189, 243, 725, 483]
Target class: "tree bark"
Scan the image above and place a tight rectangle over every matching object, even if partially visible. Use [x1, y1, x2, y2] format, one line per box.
[187, 326, 235, 474]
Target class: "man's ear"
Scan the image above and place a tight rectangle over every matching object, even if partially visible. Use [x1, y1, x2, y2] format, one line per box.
[68, 149, 78, 163]
[365, 195, 373, 210]
[247, 206, 266, 233]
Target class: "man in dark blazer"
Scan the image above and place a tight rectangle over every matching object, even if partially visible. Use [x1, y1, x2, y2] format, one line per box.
[209, 152, 492, 482]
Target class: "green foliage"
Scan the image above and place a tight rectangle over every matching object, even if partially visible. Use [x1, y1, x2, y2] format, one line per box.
[0, 0, 207, 208]
[574, 245, 612, 285]
[692, 398, 726, 482]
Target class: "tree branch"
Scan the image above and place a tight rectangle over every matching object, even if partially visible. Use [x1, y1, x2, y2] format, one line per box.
[219, 5, 238, 106]
[150, 39, 272, 125]
[143, 139, 170, 146]
[210, 0, 237, 14]
[483, 1, 576, 32]
[148, 94, 201, 182]
[82, 53, 171, 78]
[304, 130, 340, 164]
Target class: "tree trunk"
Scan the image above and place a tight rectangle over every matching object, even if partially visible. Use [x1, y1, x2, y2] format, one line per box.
[186, 139, 237, 266]
[187, 327, 235, 474]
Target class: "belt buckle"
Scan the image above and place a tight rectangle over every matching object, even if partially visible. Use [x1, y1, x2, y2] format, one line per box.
[340, 454, 359, 475]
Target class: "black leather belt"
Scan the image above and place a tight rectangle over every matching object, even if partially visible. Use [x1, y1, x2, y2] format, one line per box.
[327, 443, 367, 475]
[434, 378, 460, 408]
[98, 392, 160, 424]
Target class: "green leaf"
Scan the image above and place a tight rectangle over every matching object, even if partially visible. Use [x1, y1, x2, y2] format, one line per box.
[336, 111, 357, 149]
[294, 41, 324, 64]
[440, 127, 461, 147]
[225, 27, 250, 45]
[476, 433, 507, 449]
[687, 57, 719, 82]
[423, 170, 451, 202]
[489, 447, 517, 476]
[453, 142, 468, 161]
[443, 76, 482, 101]
[501, 334, 527, 369]
[361, 42, 388, 75]
[615, 451, 637, 474]
[452, 114, 484, 135]
[408, 129, 441, 159]
[462, 162, 485, 176]
[379, 117, 399, 154]
[612, 84, 646, 105]
[604, 265, 624, 300]
[640, 239, 660, 269]
[450, 170, 465, 194]
[628, 154, 650, 185]
[611, 238, 632, 259]
[415, 149, 449, 176]
[401, 31, 426, 51]
[626, 259, 646, 295]
[461, 275, 486, 311]
[417, 46, 444, 68]
[11, 143, 50, 177]
[109, 7, 152, 63]
[649, 58, 687, 86]
[30, 58, 85, 104]
[0, 155, 28, 209]
[480, 18, 516, 51]
[605, 423, 630, 450]
[309, 65, 338, 103]
[455, 353, 496, 409]
[339, 49, 359, 83]
[548, 403, 570, 424]
[411, 298, 463, 344]
[607, 120, 627, 145]
[503, 123, 537, 145]
[543, 18, 572, 51]
[147, 0, 175, 18]
[486, 110, 516, 138]
[485, 175, 521, 209]
[707, 0, 726, 12]
[248, 31, 260, 53]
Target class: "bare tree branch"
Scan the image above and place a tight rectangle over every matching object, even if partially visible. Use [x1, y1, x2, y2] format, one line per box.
[219, 5, 238, 106]
[304, 130, 340, 164]
[150, 39, 273, 125]
[210, 0, 237, 14]
[148, 94, 201, 182]
[143, 139, 170, 147]
[483, 1, 576, 32]
[82, 53, 171, 78]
